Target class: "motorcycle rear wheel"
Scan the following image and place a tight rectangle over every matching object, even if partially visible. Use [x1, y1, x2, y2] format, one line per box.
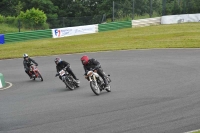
[90, 81, 100, 95]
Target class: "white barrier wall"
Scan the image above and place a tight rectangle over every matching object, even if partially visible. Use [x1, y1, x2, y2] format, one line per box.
[52, 24, 98, 38]
[51, 14, 199, 38]
[132, 17, 161, 28]
[161, 14, 200, 24]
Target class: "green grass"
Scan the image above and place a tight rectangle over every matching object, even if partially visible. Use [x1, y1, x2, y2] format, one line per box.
[0, 23, 200, 60]
[0, 23, 28, 34]
[190, 131, 200, 133]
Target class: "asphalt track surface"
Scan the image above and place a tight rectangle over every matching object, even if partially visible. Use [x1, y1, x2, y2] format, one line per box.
[1, 49, 200, 133]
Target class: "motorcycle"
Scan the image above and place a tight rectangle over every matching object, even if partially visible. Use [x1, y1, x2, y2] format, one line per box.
[86, 71, 111, 95]
[28, 64, 43, 81]
[56, 68, 79, 90]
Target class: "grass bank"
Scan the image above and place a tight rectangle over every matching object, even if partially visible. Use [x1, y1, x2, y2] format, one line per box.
[0, 23, 200, 59]
[0, 23, 28, 34]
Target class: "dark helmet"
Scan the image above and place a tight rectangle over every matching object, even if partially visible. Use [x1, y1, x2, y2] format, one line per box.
[23, 53, 28, 59]
[54, 57, 62, 64]
[80, 55, 89, 65]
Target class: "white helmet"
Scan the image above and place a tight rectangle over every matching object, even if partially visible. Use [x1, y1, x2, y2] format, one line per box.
[23, 53, 28, 58]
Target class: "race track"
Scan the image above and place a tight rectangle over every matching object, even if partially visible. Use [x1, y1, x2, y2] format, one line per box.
[1, 49, 200, 133]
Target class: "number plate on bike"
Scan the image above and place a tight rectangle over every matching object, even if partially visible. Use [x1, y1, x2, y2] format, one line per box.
[59, 70, 65, 76]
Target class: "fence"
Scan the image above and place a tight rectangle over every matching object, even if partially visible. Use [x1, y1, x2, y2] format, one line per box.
[98, 21, 132, 32]
[3, 13, 200, 43]
[5, 29, 52, 43]
[2, 0, 200, 33]
[112, 0, 200, 21]
[47, 15, 106, 29]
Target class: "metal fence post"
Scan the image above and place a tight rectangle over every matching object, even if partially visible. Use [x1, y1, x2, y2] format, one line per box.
[101, 14, 106, 23]
[162, 0, 166, 16]
[18, 19, 21, 32]
[150, 0, 152, 18]
[132, 0, 134, 20]
[62, 17, 65, 27]
[113, 1, 115, 22]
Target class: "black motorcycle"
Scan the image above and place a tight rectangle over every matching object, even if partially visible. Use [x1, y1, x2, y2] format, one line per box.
[56, 68, 79, 90]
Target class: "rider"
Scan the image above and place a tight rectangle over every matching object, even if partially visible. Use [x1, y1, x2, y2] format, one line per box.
[23, 53, 38, 79]
[55, 57, 80, 83]
[80, 55, 109, 89]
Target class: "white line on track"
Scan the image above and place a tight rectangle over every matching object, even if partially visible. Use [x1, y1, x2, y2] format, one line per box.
[0, 82, 12, 90]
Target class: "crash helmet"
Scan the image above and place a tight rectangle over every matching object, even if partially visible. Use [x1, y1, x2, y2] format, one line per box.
[81, 55, 89, 65]
[23, 53, 28, 59]
[54, 57, 62, 64]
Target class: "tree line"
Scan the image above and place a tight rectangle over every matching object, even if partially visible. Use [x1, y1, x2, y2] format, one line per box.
[0, 0, 200, 30]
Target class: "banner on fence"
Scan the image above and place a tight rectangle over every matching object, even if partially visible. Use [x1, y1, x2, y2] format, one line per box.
[161, 14, 200, 24]
[52, 25, 97, 38]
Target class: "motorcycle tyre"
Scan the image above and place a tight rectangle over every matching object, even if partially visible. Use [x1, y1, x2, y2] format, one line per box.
[90, 81, 100, 95]
[38, 72, 43, 81]
[64, 79, 75, 90]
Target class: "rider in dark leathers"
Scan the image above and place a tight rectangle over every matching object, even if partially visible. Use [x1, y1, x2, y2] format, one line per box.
[80, 55, 109, 89]
[23, 53, 38, 79]
[55, 57, 80, 83]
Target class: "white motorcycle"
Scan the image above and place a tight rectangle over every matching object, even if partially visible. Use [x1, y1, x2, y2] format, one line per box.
[86, 71, 111, 95]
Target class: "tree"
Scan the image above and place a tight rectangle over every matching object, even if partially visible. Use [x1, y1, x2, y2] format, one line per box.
[0, 0, 19, 16]
[18, 8, 47, 29]
[15, 1, 23, 16]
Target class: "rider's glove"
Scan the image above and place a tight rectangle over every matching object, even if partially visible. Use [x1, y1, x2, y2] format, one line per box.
[26, 68, 30, 72]
[85, 76, 89, 81]
[92, 69, 97, 72]
[55, 73, 59, 77]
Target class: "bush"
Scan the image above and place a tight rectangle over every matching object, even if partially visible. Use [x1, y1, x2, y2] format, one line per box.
[0, 14, 5, 23]
[5, 16, 17, 25]
[18, 8, 48, 29]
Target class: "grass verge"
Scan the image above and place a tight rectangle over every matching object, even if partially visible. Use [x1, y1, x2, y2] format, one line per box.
[0, 23, 200, 60]
[0, 23, 28, 34]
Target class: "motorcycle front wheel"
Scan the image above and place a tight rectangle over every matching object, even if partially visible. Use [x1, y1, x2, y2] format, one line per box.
[90, 81, 100, 95]
[37, 72, 43, 81]
[64, 79, 75, 90]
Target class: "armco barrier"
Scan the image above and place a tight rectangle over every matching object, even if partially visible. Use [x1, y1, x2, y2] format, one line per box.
[3, 18, 161, 43]
[132, 17, 161, 27]
[4, 29, 52, 43]
[0, 34, 5, 44]
[98, 21, 132, 32]
[0, 73, 5, 88]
